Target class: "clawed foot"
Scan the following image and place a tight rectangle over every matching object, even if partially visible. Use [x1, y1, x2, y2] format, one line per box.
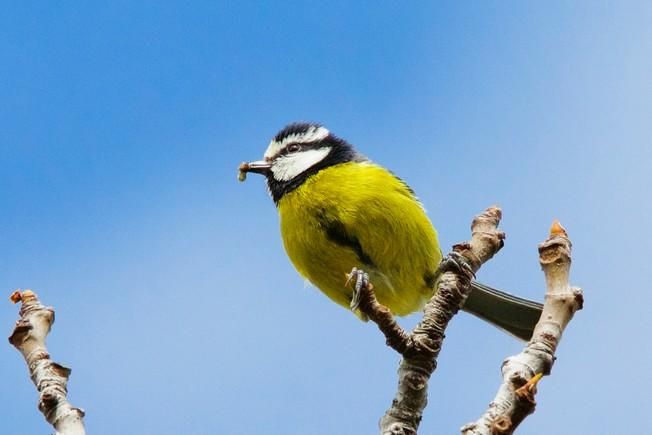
[346, 267, 371, 313]
[437, 251, 476, 280]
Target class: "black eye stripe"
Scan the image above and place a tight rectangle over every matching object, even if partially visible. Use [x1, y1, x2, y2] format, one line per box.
[278, 141, 320, 156]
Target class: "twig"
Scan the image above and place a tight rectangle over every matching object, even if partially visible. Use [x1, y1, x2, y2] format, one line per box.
[461, 220, 583, 435]
[355, 280, 413, 354]
[363, 206, 505, 435]
[8, 290, 86, 435]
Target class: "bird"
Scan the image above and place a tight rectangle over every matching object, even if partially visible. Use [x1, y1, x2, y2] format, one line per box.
[239, 122, 542, 340]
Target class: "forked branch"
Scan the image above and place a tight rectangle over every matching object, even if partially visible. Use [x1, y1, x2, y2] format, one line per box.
[461, 221, 582, 434]
[356, 206, 505, 435]
[356, 208, 581, 435]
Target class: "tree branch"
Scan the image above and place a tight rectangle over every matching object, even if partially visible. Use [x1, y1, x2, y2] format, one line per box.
[461, 220, 583, 435]
[8, 290, 86, 435]
[356, 280, 413, 354]
[366, 206, 505, 435]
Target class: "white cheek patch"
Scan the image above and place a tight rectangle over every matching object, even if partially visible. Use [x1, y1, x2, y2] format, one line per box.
[271, 147, 332, 181]
[264, 126, 330, 159]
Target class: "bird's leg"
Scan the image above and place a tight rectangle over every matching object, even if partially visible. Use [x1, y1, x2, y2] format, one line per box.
[347, 267, 370, 313]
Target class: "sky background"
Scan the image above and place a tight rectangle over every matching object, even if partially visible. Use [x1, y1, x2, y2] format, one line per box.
[1, 2, 651, 434]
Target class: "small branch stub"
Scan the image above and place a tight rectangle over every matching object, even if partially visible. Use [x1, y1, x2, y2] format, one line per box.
[461, 220, 583, 435]
[8, 289, 86, 435]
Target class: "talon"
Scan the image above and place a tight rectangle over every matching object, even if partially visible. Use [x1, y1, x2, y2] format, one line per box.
[347, 267, 369, 312]
[354, 272, 368, 294]
[437, 251, 476, 279]
[345, 267, 359, 288]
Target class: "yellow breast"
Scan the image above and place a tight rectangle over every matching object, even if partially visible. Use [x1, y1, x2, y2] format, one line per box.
[277, 161, 442, 316]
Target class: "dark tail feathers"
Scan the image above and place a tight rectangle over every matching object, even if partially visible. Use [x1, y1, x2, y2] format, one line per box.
[462, 281, 543, 341]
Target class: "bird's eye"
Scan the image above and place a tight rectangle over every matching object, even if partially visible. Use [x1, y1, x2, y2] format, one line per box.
[287, 144, 302, 153]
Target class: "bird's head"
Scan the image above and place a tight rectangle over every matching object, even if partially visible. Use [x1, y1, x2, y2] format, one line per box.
[240, 122, 363, 203]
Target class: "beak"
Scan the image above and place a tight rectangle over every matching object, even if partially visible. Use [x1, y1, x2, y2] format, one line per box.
[238, 160, 272, 182]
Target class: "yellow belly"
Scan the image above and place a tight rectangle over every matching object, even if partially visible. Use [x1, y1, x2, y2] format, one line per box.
[277, 162, 442, 316]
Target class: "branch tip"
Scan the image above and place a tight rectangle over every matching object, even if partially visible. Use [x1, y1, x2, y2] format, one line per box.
[10, 290, 22, 303]
[549, 219, 567, 238]
[10, 289, 36, 304]
[473, 206, 502, 228]
[486, 205, 502, 218]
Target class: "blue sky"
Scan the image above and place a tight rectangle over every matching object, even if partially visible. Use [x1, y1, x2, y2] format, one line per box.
[1, 2, 650, 434]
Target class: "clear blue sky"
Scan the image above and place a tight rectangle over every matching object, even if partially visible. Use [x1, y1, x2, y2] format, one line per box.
[1, 2, 650, 434]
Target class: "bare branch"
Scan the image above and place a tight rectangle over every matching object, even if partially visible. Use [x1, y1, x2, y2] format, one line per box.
[376, 206, 505, 435]
[461, 220, 583, 435]
[8, 290, 86, 435]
